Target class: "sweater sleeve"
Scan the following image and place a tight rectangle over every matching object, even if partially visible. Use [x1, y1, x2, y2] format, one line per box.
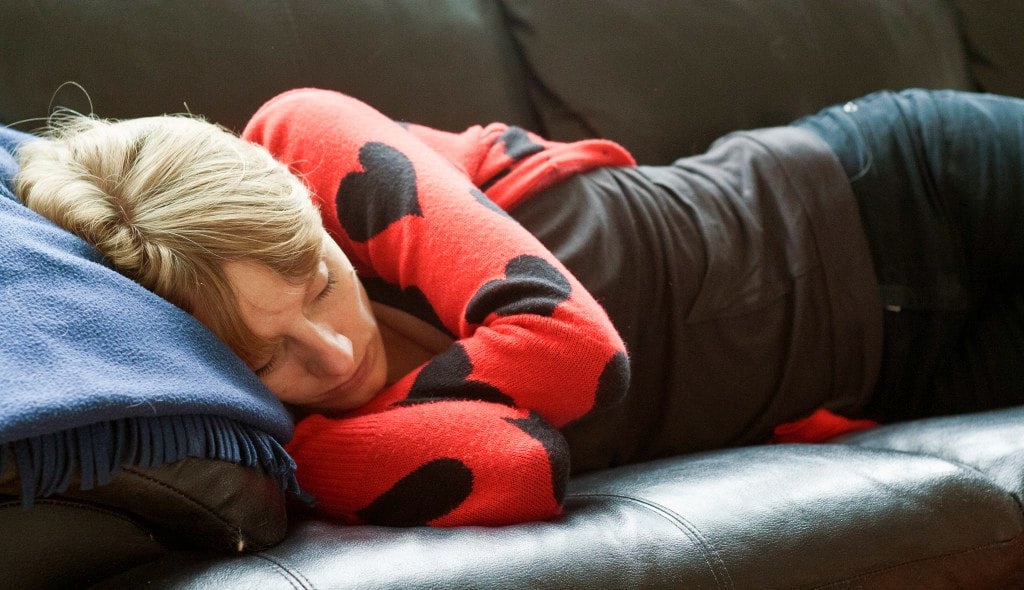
[402, 122, 636, 211]
[243, 88, 629, 426]
[288, 401, 569, 527]
[243, 88, 630, 526]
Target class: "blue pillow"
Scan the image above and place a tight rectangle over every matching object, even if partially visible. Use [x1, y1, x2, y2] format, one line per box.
[0, 126, 297, 500]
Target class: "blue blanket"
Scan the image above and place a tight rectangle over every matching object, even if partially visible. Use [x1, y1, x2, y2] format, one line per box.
[0, 125, 298, 500]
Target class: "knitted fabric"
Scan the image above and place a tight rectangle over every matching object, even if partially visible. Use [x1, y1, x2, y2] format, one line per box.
[243, 89, 630, 526]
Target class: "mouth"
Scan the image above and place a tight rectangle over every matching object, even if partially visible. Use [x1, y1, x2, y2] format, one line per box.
[321, 347, 373, 404]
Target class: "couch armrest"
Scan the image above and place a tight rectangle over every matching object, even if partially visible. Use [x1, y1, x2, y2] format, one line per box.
[0, 456, 290, 589]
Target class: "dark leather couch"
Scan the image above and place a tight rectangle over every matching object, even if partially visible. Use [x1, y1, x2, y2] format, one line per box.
[3, 1, 1024, 588]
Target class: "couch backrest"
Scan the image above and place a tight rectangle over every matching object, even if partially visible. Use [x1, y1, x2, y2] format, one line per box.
[4, 0, 1018, 164]
[0, 1, 540, 136]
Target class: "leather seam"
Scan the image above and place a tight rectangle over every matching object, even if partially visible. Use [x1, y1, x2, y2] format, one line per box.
[493, 0, 552, 138]
[840, 444, 1024, 516]
[251, 553, 314, 590]
[569, 492, 734, 589]
[494, 0, 595, 139]
[1, 496, 154, 534]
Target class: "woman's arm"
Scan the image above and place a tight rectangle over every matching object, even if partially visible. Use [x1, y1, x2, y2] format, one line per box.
[243, 88, 629, 427]
[399, 121, 635, 211]
[243, 88, 629, 526]
[287, 401, 568, 526]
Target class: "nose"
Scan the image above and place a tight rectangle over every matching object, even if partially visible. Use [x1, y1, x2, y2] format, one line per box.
[298, 321, 356, 378]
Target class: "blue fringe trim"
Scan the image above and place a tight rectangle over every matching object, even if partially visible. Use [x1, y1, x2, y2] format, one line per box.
[1, 415, 300, 505]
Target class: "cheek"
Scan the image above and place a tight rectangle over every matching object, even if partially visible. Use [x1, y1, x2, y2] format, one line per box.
[330, 285, 378, 340]
[259, 363, 314, 405]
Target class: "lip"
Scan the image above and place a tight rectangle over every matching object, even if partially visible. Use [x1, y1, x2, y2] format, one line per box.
[322, 347, 373, 403]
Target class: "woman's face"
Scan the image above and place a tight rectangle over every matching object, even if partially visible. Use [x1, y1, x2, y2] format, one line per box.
[221, 231, 387, 413]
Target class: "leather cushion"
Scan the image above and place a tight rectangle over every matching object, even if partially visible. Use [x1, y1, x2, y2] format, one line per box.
[91, 444, 1024, 589]
[505, 0, 974, 164]
[0, 0, 538, 133]
[839, 405, 1024, 501]
[949, 0, 1024, 97]
[0, 499, 166, 590]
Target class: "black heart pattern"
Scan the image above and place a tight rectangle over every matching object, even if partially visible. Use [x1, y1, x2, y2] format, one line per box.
[499, 127, 545, 160]
[356, 458, 473, 526]
[465, 255, 572, 325]
[402, 342, 515, 406]
[471, 187, 511, 218]
[503, 413, 570, 503]
[595, 351, 630, 409]
[361, 278, 451, 337]
[336, 142, 423, 242]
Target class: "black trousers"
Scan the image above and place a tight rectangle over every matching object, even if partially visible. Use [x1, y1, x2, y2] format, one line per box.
[795, 89, 1024, 421]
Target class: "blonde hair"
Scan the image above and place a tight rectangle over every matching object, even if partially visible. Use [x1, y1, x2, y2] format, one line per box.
[14, 113, 325, 366]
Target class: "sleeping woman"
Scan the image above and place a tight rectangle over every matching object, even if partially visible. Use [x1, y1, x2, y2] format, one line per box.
[13, 87, 1024, 526]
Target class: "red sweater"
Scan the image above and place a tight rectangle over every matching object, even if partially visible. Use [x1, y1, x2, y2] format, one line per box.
[243, 89, 632, 526]
[244, 89, 876, 527]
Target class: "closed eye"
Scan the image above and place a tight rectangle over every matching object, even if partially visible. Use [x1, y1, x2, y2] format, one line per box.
[254, 353, 278, 378]
[316, 270, 337, 301]
[255, 268, 335, 379]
